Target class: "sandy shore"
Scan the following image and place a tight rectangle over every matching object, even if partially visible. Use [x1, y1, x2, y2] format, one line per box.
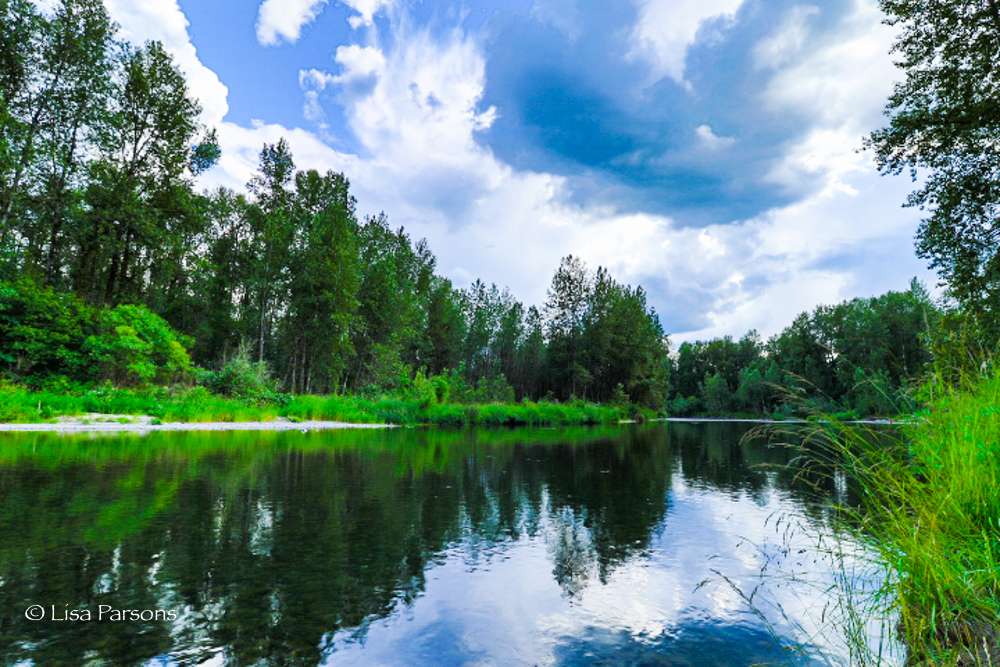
[0, 414, 395, 432]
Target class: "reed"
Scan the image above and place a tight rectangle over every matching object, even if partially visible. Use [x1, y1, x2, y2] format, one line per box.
[786, 372, 1000, 665]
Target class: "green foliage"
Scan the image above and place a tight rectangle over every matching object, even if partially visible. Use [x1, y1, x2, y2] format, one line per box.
[407, 371, 438, 409]
[206, 344, 277, 399]
[925, 308, 994, 384]
[431, 374, 449, 403]
[810, 372, 1000, 663]
[864, 0, 1000, 346]
[0, 279, 194, 387]
[471, 374, 516, 404]
[363, 342, 410, 393]
[85, 304, 192, 385]
[0, 278, 93, 382]
[0, 380, 631, 427]
[0, 2, 949, 419]
[610, 383, 629, 406]
[701, 371, 733, 415]
[669, 282, 937, 417]
[664, 395, 701, 417]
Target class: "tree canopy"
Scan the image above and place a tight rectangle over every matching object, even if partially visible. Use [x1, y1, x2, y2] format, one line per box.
[865, 0, 1000, 341]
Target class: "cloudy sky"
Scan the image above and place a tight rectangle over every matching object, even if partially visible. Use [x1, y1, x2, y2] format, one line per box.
[101, 0, 935, 341]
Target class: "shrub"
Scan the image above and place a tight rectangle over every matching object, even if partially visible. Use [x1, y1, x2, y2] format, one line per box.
[470, 374, 515, 404]
[84, 305, 192, 385]
[610, 383, 630, 406]
[0, 278, 94, 383]
[207, 344, 277, 399]
[664, 395, 701, 417]
[408, 371, 438, 408]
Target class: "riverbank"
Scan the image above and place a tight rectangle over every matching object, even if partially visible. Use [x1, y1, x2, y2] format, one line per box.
[0, 415, 395, 432]
[0, 383, 633, 427]
[827, 371, 1000, 665]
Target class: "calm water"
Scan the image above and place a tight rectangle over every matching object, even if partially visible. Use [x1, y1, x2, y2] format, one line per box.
[0, 422, 891, 666]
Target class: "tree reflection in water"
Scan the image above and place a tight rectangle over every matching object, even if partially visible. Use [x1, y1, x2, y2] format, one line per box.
[0, 422, 837, 666]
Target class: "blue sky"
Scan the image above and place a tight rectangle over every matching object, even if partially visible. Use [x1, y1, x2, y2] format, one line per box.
[100, 0, 936, 341]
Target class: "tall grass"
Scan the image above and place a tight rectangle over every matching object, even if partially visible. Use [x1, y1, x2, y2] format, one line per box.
[0, 382, 631, 427]
[785, 372, 1000, 666]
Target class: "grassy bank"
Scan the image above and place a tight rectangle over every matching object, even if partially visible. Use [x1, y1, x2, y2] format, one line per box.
[821, 372, 1000, 665]
[0, 383, 634, 427]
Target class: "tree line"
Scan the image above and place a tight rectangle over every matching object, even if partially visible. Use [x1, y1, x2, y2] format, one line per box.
[0, 0, 670, 405]
[667, 281, 938, 417]
[0, 0, 962, 417]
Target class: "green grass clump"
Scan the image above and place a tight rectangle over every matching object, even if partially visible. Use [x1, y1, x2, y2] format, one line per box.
[816, 372, 1000, 665]
[0, 382, 636, 427]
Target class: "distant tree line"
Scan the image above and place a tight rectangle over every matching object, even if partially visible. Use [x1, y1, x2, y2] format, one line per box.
[666, 281, 939, 417]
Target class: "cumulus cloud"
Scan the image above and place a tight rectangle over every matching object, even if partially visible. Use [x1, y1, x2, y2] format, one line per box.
[626, 0, 746, 85]
[761, 1, 896, 128]
[104, 0, 229, 126]
[105, 0, 935, 344]
[211, 119, 360, 190]
[280, 0, 932, 342]
[695, 125, 735, 150]
[754, 5, 820, 70]
[661, 0, 934, 339]
[341, 0, 391, 29]
[255, 0, 328, 46]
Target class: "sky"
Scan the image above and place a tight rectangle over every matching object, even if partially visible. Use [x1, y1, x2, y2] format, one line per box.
[99, 0, 937, 342]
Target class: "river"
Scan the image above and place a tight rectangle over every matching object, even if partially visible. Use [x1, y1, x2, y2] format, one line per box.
[0, 422, 898, 666]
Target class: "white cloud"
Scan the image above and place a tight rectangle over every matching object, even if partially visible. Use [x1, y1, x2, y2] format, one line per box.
[105, 0, 934, 345]
[754, 5, 820, 69]
[280, 0, 931, 344]
[333, 44, 387, 82]
[103, 0, 229, 126]
[530, 0, 583, 41]
[210, 119, 360, 190]
[666, 0, 934, 340]
[341, 0, 391, 29]
[101, 0, 356, 191]
[255, 0, 328, 46]
[626, 0, 745, 85]
[695, 124, 735, 150]
[761, 1, 896, 127]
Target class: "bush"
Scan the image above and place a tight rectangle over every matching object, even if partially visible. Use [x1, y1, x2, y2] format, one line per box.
[85, 305, 192, 385]
[0, 278, 93, 383]
[664, 395, 701, 417]
[408, 371, 438, 408]
[206, 344, 277, 399]
[610, 383, 630, 406]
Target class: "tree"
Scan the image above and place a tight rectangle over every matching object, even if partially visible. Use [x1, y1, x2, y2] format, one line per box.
[346, 214, 433, 390]
[72, 40, 217, 305]
[245, 138, 295, 362]
[0, 0, 117, 282]
[421, 278, 465, 375]
[864, 0, 1000, 341]
[544, 255, 592, 398]
[279, 168, 360, 393]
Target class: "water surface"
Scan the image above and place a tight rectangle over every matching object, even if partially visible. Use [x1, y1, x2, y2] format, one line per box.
[0, 422, 884, 666]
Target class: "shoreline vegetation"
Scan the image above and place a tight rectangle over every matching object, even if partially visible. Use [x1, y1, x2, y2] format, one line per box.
[782, 371, 1000, 667]
[0, 383, 640, 428]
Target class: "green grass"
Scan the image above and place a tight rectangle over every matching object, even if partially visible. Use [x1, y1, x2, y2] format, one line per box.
[0, 382, 633, 427]
[800, 372, 1000, 665]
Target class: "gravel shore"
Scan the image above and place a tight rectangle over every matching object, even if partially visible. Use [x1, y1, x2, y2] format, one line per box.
[0, 415, 394, 432]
